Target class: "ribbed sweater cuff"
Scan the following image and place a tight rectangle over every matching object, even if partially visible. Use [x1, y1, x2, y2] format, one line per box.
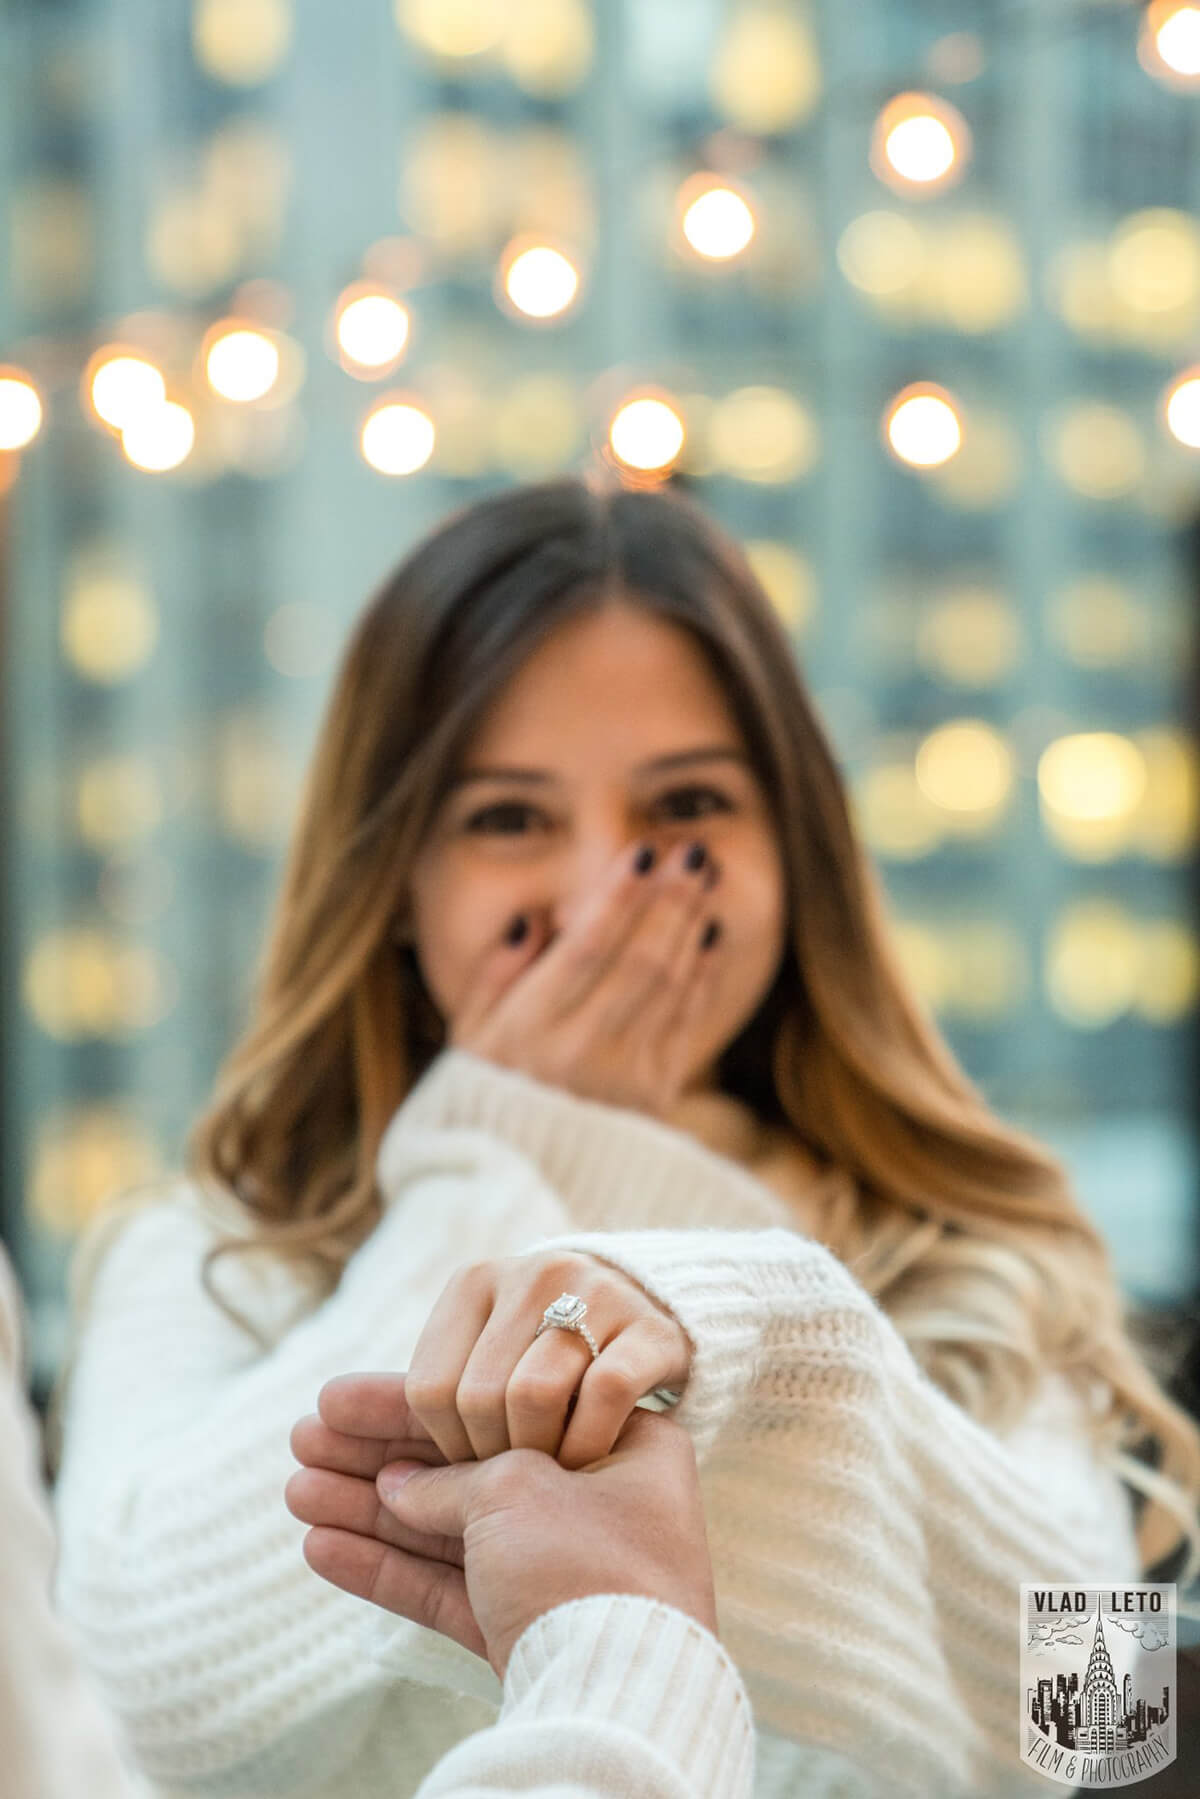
[519, 1228, 771, 1454]
[502, 1594, 755, 1799]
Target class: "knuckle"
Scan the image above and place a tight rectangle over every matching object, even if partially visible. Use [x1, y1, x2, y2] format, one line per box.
[543, 1249, 589, 1282]
[586, 1361, 636, 1405]
[403, 1371, 456, 1416]
[455, 1378, 506, 1422]
[506, 1372, 565, 1416]
[480, 1449, 552, 1507]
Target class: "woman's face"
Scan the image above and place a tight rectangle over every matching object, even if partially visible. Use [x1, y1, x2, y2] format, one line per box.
[407, 601, 788, 1096]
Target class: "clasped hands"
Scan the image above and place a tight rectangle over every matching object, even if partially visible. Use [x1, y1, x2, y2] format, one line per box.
[286, 1249, 697, 1675]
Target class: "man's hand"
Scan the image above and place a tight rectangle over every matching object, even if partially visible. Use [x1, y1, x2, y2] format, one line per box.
[287, 1370, 718, 1681]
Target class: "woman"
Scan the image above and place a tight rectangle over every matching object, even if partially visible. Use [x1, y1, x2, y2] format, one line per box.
[53, 473, 1200, 1798]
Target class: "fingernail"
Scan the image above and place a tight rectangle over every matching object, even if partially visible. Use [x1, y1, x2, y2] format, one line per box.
[633, 843, 655, 875]
[684, 841, 707, 873]
[505, 914, 529, 946]
[700, 919, 721, 950]
[378, 1462, 424, 1497]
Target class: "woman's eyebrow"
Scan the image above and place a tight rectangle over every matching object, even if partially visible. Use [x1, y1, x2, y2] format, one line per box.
[446, 747, 752, 790]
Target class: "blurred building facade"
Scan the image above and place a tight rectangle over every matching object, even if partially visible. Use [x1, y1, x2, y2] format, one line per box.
[0, 0, 1198, 1383]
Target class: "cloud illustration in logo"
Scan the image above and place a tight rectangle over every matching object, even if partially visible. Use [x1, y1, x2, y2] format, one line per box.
[1105, 1613, 1170, 1650]
[1026, 1609, 1093, 1651]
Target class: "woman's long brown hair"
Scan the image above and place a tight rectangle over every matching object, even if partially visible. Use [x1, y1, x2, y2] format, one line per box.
[174, 472, 1200, 1580]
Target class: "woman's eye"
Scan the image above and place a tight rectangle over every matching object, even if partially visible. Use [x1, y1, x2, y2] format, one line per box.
[658, 785, 733, 819]
[462, 786, 732, 836]
[463, 802, 542, 834]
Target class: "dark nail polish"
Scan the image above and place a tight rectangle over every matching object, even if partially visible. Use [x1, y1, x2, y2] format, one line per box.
[700, 919, 721, 950]
[506, 914, 528, 946]
[633, 844, 656, 875]
[684, 841, 707, 873]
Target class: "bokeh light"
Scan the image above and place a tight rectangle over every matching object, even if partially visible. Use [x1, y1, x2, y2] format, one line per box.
[85, 351, 166, 431]
[204, 324, 281, 402]
[926, 32, 986, 86]
[884, 384, 963, 468]
[30, 1106, 164, 1235]
[679, 177, 757, 261]
[75, 755, 164, 848]
[870, 92, 970, 195]
[1163, 366, 1200, 448]
[23, 929, 178, 1043]
[1044, 402, 1145, 499]
[916, 587, 1022, 687]
[264, 602, 340, 680]
[216, 706, 302, 849]
[933, 215, 1028, 332]
[854, 754, 944, 860]
[608, 394, 685, 473]
[1140, 3, 1200, 85]
[334, 287, 411, 372]
[398, 0, 504, 59]
[1049, 575, 1148, 670]
[838, 211, 925, 298]
[709, 5, 821, 134]
[1136, 920, 1200, 1023]
[1038, 732, 1146, 861]
[1046, 902, 1140, 1029]
[0, 368, 43, 450]
[916, 720, 1015, 824]
[1132, 729, 1199, 861]
[1109, 209, 1200, 315]
[193, 0, 292, 86]
[497, 0, 593, 97]
[120, 400, 195, 472]
[709, 386, 818, 483]
[500, 240, 581, 319]
[401, 114, 504, 256]
[61, 562, 158, 684]
[360, 396, 436, 475]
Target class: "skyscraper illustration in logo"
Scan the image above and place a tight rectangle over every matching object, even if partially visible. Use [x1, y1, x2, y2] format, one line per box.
[1019, 1584, 1176, 1788]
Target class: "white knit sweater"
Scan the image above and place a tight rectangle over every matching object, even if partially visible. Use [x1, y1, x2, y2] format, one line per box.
[54, 1048, 1142, 1799]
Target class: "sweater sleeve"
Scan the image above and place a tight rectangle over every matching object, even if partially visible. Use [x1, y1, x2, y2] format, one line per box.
[0, 1248, 148, 1799]
[382, 1049, 1145, 1799]
[413, 1595, 755, 1799]
[50, 1148, 573, 1794]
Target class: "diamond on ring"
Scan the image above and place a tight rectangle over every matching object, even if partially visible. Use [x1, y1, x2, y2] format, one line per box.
[542, 1293, 586, 1329]
[535, 1291, 600, 1360]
